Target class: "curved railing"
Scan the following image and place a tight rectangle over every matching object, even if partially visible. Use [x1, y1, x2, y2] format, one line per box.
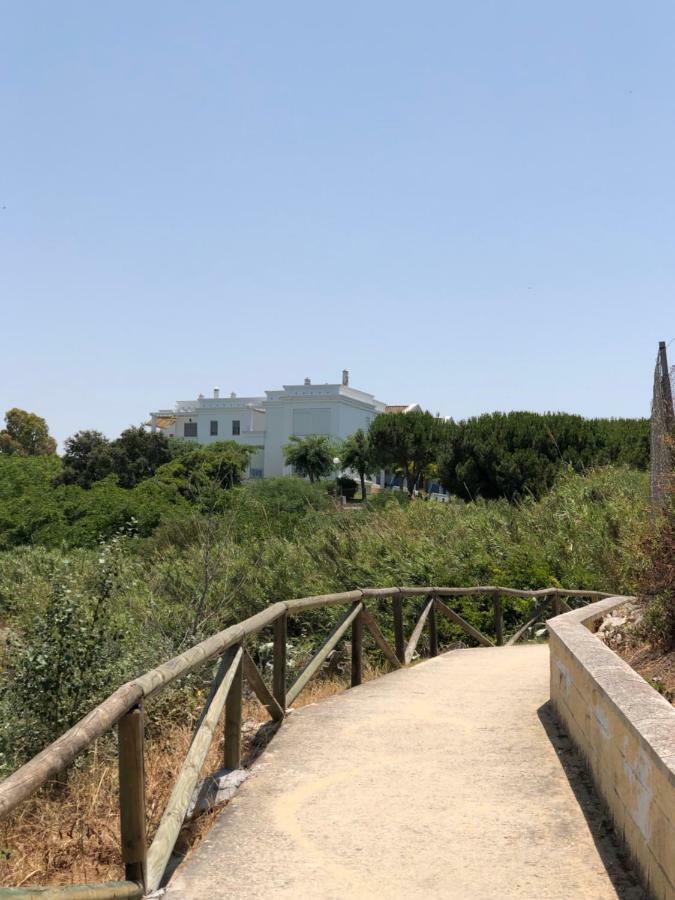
[0, 585, 611, 899]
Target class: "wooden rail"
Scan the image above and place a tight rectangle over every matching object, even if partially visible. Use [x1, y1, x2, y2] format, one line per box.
[0, 585, 610, 899]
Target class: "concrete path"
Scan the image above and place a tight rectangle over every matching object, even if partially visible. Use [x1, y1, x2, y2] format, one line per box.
[167, 645, 644, 900]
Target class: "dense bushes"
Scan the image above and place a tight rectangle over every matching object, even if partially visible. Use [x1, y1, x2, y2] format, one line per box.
[0, 466, 649, 775]
[0, 440, 257, 550]
[437, 412, 649, 501]
[0, 405, 656, 775]
[638, 477, 675, 651]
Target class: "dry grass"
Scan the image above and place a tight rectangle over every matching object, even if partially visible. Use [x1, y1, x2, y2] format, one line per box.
[0, 672, 366, 889]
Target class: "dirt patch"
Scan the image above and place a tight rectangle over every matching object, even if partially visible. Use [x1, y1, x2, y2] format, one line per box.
[596, 602, 675, 706]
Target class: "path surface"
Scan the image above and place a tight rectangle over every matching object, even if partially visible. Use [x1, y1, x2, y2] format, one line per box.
[167, 645, 644, 900]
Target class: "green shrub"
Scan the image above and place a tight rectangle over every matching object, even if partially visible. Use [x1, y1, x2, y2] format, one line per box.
[0, 533, 145, 773]
[638, 485, 675, 651]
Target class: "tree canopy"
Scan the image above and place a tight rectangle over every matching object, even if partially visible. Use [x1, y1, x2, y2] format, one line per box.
[283, 435, 336, 483]
[437, 412, 650, 501]
[369, 411, 446, 494]
[0, 409, 56, 457]
[340, 428, 374, 500]
[59, 430, 115, 488]
[155, 441, 254, 506]
[110, 426, 176, 488]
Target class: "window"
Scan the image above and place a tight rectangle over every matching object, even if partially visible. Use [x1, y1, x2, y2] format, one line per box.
[210, 420, 218, 436]
[184, 422, 197, 437]
[232, 420, 240, 435]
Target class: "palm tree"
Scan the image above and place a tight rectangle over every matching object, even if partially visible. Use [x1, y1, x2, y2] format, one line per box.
[340, 429, 374, 501]
[283, 435, 335, 483]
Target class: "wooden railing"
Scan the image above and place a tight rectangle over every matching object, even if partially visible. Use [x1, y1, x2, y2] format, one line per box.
[0, 585, 609, 899]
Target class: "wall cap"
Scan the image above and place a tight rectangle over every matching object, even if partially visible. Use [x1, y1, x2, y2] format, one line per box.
[548, 596, 675, 787]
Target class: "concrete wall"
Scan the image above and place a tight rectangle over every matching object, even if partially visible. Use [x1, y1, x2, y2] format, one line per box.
[548, 598, 675, 899]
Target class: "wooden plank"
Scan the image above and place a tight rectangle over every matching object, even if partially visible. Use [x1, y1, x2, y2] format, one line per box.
[428, 598, 438, 657]
[286, 603, 363, 706]
[397, 587, 434, 597]
[285, 590, 363, 613]
[117, 706, 147, 889]
[360, 587, 400, 599]
[404, 597, 434, 664]
[360, 607, 401, 669]
[558, 598, 573, 613]
[137, 601, 287, 700]
[432, 586, 609, 600]
[555, 589, 610, 599]
[392, 595, 405, 663]
[224, 648, 243, 770]
[435, 598, 494, 648]
[145, 645, 243, 893]
[0, 681, 143, 820]
[0, 883, 142, 899]
[505, 597, 554, 646]
[273, 612, 287, 711]
[432, 585, 500, 597]
[350, 606, 363, 687]
[493, 593, 504, 646]
[242, 649, 284, 722]
[552, 592, 562, 617]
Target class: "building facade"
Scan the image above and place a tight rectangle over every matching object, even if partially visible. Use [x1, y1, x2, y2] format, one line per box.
[149, 371, 387, 478]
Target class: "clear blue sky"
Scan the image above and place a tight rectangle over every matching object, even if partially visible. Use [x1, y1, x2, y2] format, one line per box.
[1, 2, 673, 448]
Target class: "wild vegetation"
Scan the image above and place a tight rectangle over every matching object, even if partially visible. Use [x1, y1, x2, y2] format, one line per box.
[0, 404, 661, 887]
[284, 409, 649, 500]
[0, 463, 649, 775]
[638, 460, 675, 652]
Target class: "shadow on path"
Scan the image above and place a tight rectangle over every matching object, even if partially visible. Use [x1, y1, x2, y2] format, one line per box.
[537, 702, 646, 900]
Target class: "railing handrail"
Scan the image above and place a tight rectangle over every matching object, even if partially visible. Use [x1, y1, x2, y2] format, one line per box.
[0, 584, 620, 898]
[0, 584, 609, 822]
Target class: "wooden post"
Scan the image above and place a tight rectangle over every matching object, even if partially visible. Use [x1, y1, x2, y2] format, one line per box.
[351, 604, 363, 687]
[224, 645, 243, 769]
[273, 611, 287, 711]
[552, 592, 562, 617]
[428, 597, 438, 657]
[493, 592, 504, 646]
[118, 705, 147, 889]
[392, 595, 405, 664]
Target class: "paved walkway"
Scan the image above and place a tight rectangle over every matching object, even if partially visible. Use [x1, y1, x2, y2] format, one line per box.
[167, 645, 644, 900]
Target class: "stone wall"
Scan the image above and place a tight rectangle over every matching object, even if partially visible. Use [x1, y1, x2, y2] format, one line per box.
[548, 597, 675, 900]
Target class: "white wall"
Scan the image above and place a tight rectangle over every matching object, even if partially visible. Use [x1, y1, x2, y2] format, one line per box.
[263, 388, 381, 477]
[152, 382, 385, 479]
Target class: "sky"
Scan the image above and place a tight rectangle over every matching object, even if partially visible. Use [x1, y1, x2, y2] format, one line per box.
[1, 2, 673, 448]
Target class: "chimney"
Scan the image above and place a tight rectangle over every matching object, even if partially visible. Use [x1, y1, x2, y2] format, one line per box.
[342, 369, 349, 386]
[304, 377, 311, 385]
[213, 387, 220, 399]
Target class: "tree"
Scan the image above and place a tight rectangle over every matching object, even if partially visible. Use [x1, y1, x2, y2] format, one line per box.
[368, 411, 446, 495]
[283, 435, 335, 483]
[59, 430, 115, 488]
[110, 426, 176, 488]
[436, 412, 650, 502]
[155, 441, 254, 507]
[341, 429, 374, 500]
[0, 408, 57, 456]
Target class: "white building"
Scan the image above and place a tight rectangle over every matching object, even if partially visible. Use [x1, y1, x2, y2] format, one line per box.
[149, 371, 391, 478]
